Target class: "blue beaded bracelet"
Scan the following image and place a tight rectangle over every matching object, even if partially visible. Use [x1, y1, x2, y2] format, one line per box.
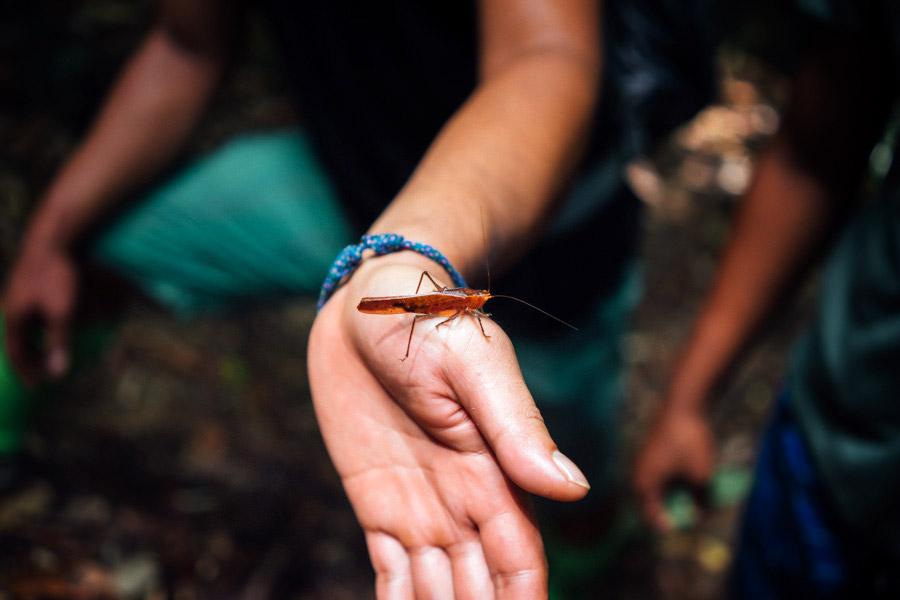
[317, 234, 467, 311]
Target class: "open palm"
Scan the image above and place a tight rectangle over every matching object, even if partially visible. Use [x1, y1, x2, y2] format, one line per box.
[308, 256, 589, 599]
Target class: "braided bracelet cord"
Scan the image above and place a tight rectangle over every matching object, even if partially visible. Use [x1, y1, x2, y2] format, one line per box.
[317, 234, 467, 311]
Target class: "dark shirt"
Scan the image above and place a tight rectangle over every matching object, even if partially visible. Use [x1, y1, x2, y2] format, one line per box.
[262, 0, 714, 324]
[790, 0, 900, 559]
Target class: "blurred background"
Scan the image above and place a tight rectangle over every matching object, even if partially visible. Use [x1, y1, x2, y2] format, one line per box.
[0, 2, 814, 598]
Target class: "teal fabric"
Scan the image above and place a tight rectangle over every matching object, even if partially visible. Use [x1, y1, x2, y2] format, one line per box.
[0, 130, 353, 456]
[516, 263, 642, 507]
[516, 264, 641, 600]
[789, 169, 900, 560]
[786, 0, 900, 560]
[92, 129, 354, 317]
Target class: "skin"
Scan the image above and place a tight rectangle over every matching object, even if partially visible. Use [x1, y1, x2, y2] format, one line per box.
[4, 0, 601, 597]
[312, 257, 590, 599]
[311, 1, 602, 594]
[631, 25, 896, 532]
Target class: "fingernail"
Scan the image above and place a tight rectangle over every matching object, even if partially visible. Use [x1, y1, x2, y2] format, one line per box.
[552, 450, 590, 489]
[47, 348, 69, 379]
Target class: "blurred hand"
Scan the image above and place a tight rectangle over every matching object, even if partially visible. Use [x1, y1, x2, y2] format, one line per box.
[632, 407, 715, 532]
[2, 240, 78, 385]
[308, 255, 590, 599]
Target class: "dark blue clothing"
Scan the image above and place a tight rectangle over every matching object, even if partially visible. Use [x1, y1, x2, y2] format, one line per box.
[727, 2, 900, 595]
[733, 393, 900, 599]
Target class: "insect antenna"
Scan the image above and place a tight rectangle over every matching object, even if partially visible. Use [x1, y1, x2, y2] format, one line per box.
[480, 207, 491, 292]
[479, 209, 576, 331]
[488, 294, 579, 331]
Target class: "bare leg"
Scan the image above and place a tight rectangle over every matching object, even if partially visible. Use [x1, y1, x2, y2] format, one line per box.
[402, 315, 429, 362]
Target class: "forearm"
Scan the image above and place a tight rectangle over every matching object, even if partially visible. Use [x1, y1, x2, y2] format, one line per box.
[368, 0, 600, 283]
[26, 25, 228, 251]
[666, 142, 836, 413]
[664, 26, 895, 415]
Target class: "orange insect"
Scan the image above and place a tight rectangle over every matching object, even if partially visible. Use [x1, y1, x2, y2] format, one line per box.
[357, 270, 576, 361]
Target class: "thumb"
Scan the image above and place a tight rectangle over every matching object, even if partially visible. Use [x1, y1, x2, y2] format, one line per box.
[452, 342, 590, 502]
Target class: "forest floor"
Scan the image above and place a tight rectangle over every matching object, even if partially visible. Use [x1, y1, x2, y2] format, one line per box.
[0, 3, 814, 598]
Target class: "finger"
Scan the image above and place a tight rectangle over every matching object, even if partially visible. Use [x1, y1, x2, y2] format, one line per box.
[447, 539, 494, 600]
[409, 546, 454, 600]
[449, 334, 590, 501]
[366, 531, 414, 600]
[477, 495, 547, 600]
[44, 311, 71, 380]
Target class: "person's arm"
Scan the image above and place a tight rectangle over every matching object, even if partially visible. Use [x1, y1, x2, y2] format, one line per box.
[308, 1, 600, 596]
[632, 26, 896, 531]
[3, 0, 240, 383]
[368, 0, 601, 280]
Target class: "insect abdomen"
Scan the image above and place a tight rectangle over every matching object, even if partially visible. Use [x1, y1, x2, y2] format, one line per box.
[357, 292, 489, 316]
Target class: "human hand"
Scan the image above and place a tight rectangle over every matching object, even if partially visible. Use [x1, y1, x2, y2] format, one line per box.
[308, 254, 590, 599]
[631, 406, 715, 532]
[2, 239, 78, 385]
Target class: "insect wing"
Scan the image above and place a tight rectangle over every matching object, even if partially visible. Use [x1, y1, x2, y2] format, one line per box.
[357, 293, 442, 315]
[357, 292, 469, 316]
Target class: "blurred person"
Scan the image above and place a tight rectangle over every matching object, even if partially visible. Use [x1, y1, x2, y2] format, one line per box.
[632, 1, 900, 597]
[1, 0, 713, 597]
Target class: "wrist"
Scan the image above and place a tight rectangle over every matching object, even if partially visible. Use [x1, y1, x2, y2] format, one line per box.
[348, 253, 458, 303]
[22, 202, 81, 254]
[365, 201, 488, 285]
[317, 234, 467, 310]
[356, 250, 453, 279]
[660, 348, 727, 419]
[659, 404, 707, 425]
[660, 380, 711, 420]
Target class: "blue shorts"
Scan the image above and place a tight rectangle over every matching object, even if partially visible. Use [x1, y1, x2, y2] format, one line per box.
[732, 394, 899, 599]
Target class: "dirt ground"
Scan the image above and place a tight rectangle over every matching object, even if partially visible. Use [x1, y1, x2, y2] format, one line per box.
[0, 3, 814, 599]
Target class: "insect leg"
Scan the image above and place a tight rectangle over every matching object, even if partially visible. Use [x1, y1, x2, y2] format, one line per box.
[435, 311, 462, 329]
[415, 271, 446, 294]
[473, 313, 491, 340]
[401, 314, 430, 362]
[414, 271, 428, 294]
